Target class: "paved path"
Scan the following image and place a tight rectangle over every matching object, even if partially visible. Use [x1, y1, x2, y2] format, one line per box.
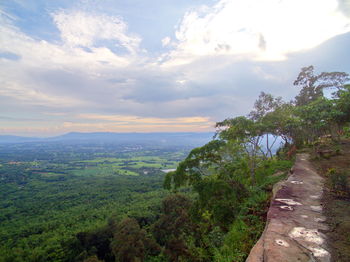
[246, 153, 330, 262]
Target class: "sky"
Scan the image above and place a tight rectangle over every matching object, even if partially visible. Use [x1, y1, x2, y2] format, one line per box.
[0, 0, 350, 137]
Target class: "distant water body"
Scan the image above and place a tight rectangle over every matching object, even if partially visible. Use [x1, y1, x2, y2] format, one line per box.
[161, 169, 176, 173]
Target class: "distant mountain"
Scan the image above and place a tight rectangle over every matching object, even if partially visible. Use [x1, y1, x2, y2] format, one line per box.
[0, 135, 41, 144]
[0, 132, 286, 152]
[50, 132, 215, 147]
[0, 132, 214, 146]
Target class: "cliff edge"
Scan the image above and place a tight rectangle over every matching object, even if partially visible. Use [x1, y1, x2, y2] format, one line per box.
[246, 153, 330, 262]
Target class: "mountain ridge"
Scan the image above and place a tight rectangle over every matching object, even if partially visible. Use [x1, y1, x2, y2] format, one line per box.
[0, 132, 215, 145]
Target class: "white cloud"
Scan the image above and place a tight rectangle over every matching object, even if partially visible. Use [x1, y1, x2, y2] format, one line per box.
[52, 10, 142, 54]
[0, 10, 142, 109]
[163, 0, 350, 66]
[0, 14, 133, 70]
[0, 79, 83, 107]
[161, 36, 171, 46]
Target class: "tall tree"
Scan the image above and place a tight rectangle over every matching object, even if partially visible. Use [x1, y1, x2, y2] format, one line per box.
[153, 194, 194, 262]
[249, 92, 284, 157]
[294, 65, 349, 106]
[296, 97, 343, 143]
[111, 218, 159, 262]
[163, 140, 225, 190]
[262, 103, 299, 146]
[216, 116, 265, 183]
[336, 84, 350, 125]
[248, 91, 283, 121]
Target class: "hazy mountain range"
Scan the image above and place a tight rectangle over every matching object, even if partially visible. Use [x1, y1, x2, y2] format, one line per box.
[0, 132, 215, 146]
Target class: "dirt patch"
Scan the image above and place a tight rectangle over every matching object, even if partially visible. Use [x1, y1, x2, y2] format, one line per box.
[311, 139, 350, 262]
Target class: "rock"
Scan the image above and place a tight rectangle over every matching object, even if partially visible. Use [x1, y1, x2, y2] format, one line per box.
[246, 154, 330, 262]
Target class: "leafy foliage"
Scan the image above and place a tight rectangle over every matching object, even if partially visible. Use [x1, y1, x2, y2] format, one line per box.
[294, 65, 349, 106]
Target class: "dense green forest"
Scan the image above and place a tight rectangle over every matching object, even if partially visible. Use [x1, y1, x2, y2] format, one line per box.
[0, 143, 188, 261]
[1, 66, 349, 262]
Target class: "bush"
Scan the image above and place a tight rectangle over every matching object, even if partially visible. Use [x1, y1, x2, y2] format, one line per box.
[327, 168, 349, 197]
[343, 126, 350, 138]
[213, 219, 250, 262]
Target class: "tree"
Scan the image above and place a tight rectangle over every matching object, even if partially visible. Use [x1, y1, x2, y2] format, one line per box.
[249, 92, 284, 157]
[163, 140, 225, 190]
[216, 116, 265, 183]
[248, 91, 283, 121]
[296, 97, 343, 143]
[162, 140, 250, 232]
[294, 65, 349, 106]
[152, 194, 195, 262]
[84, 255, 103, 262]
[111, 218, 159, 262]
[262, 103, 300, 146]
[76, 225, 114, 262]
[193, 176, 248, 230]
[336, 84, 350, 125]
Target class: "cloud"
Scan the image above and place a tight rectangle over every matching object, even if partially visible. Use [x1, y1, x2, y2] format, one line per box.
[0, 79, 84, 107]
[337, 0, 350, 17]
[0, 9, 139, 110]
[61, 121, 213, 133]
[52, 10, 142, 54]
[163, 0, 350, 66]
[79, 113, 212, 125]
[258, 34, 266, 51]
[162, 36, 171, 47]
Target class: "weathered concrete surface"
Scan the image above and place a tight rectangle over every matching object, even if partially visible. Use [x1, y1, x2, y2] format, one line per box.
[246, 154, 330, 262]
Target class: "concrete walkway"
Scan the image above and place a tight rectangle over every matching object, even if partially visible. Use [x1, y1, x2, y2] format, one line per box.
[246, 153, 330, 262]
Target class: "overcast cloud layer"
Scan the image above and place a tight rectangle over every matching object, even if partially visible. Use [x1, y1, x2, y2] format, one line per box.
[0, 0, 350, 136]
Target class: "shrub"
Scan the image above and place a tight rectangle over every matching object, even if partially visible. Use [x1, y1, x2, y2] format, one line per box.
[343, 126, 350, 138]
[213, 219, 250, 262]
[327, 169, 349, 197]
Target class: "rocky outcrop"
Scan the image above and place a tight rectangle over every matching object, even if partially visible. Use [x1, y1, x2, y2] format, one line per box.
[246, 153, 330, 262]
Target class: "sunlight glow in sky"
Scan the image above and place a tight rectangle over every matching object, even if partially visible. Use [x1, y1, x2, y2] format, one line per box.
[0, 0, 349, 136]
